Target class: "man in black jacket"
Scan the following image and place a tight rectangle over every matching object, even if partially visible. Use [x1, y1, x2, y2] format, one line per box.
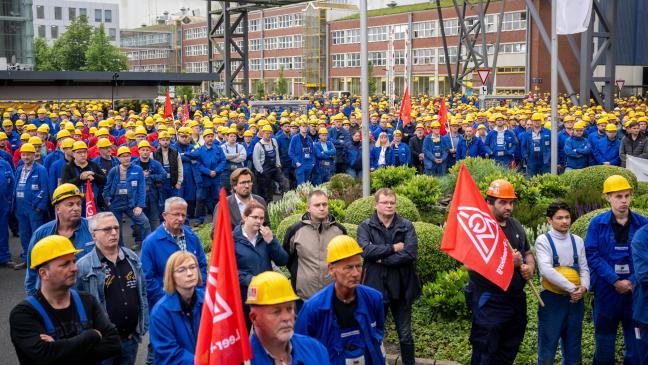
[10, 235, 121, 365]
[357, 188, 421, 365]
[61, 141, 107, 215]
[408, 124, 425, 173]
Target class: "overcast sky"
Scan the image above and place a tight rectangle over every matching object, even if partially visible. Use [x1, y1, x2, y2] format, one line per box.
[91, 0, 206, 28]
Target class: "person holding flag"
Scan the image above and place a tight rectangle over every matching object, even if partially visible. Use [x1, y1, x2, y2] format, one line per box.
[247, 271, 331, 365]
[295, 235, 386, 365]
[441, 169, 534, 365]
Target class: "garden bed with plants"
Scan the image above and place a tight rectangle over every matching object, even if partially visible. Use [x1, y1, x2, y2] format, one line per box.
[195, 158, 644, 363]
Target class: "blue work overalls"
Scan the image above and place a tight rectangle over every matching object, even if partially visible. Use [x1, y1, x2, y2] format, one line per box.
[15, 163, 48, 261]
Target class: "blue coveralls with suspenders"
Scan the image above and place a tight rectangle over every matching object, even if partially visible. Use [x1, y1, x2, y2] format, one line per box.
[26, 290, 89, 339]
[221, 143, 245, 191]
[537, 233, 584, 365]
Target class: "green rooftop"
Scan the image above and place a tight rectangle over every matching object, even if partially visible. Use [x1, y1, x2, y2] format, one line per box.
[339, 0, 484, 21]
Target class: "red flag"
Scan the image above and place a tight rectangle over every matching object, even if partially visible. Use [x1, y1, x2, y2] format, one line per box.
[163, 89, 173, 120]
[85, 180, 96, 218]
[438, 98, 448, 136]
[440, 164, 514, 290]
[181, 101, 190, 126]
[399, 87, 412, 126]
[195, 188, 252, 365]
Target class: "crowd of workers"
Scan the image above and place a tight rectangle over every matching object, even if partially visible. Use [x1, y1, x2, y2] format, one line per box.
[1, 92, 648, 365]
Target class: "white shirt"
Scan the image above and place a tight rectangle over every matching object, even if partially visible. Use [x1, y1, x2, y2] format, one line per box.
[242, 228, 258, 247]
[535, 228, 590, 293]
[234, 193, 247, 221]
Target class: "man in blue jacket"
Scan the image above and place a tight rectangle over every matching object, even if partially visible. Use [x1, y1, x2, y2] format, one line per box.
[275, 119, 294, 187]
[328, 114, 351, 174]
[0, 157, 14, 267]
[588, 117, 609, 159]
[585, 175, 648, 364]
[14, 143, 49, 269]
[558, 116, 575, 171]
[456, 126, 491, 161]
[104, 146, 151, 249]
[593, 124, 621, 166]
[632, 217, 648, 364]
[132, 140, 165, 230]
[295, 235, 385, 365]
[248, 271, 331, 365]
[312, 128, 336, 185]
[390, 130, 411, 167]
[288, 120, 315, 185]
[174, 126, 200, 225]
[423, 121, 450, 176]
[195, 128, 226, 225]
[520, 113, 551, 176]
[485, 114, 518, 167]
[564, 121, 591, 171]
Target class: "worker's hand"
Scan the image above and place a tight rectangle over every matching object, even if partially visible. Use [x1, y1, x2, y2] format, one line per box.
[210, 171, 216, 177]
[512, 250, 522, 267]
[296, 162, 302, 168]
[80, 171, 92, 180]
[614, 279, 633, 294]
[520, 263, 534, 281]
[603, 162, 610, 166]
[92, 329, 102, 340]
[87, 174, 94, 181]
[393, 242, 405, 252]
[570, 285, 586, 303]
[175, 183, 181, 190]
[450, 148, 455, 153]
[418, 153, 424, 161]
[133, 207, 142, 216]
[260, 226, 273, 243]
[39, 334, 54, 342]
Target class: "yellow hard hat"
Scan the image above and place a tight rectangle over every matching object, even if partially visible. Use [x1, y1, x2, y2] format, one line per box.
[202, 129, 214, 137]
[243, 130, 254, 137]
[72, 141, 88, 151]
[605, 124, 617, 132]
[531, 113, 544, 121]
[116, 146, 131, 156]
[51, 183, 84, 205]
[135, 126, 147, 136]
[25, 124, 37, 131]
[2, 119, 12, 127]
[30, 235, 82, 269]
[430, 121, 441, 128]
[97, 138, 112, 148]
[28, 136, 42, 146]
[37, 124, 50, 133]
[178, 126, 191, 135]
[56, 130, 72, 140]
[318, 127, 328, 135]
[542, 266, 580, 294]
[0, 132, 6, 140]
[61, 139, 74, 149]
[326, 235, 363, 264]
[20, 143, 35, 153]
[246, 271, 299, 305]
[158, 131, 170, 139]
[261, 125, 273, 133]
[544, 121, 552, 130]
[603, 175, 632, 194]
[137, 140, 151, 149]
[573, 121, 586, 130]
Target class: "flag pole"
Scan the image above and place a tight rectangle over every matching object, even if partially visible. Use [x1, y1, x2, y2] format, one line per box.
[550, 0, 558, 175]
[360, 0, 370, 198]
[508, 241, 545, 307]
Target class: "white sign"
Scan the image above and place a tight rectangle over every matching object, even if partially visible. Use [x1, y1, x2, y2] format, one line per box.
[480, 85, 488, 96]
[627, 155, 648, 182]
[616, 80, 625, 90]
[477, 69, 491, 85]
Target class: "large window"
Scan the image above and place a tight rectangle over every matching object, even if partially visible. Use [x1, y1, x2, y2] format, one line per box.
[109, 28, 116, 41]
[264, 37, 277, 50]
[249, 19, 260, 32]
[437, 47, 458, 64]
[250, 59, 263, 71]
[104, 9, 112, 23]
[94, 9, 102, 22]
[36, 6, 44, 19]
[332, 30, 344, 45]
[368, 26, 387, 42]
[394, 50, 405, 65]
[293, 35, 303, 48]
[442, 18, 459, 36]
[264, 17, 278, 30]
[369, 51, 386, 66]
[413, 48, 435, 65]
[54, 7, 62, 20]
[37, 25, 46, 38]
[293, 56, 303, 70]
[498, 42, 526, 54]
[68, 7, 76, 20]
[264, 58, 277, 70]
[250, 39, 263, 51]
[332, 54, 345, 68]
[79, 8, 87, 17]
[51, 26, 59, 39]
[278, 57, 293, 69]
[278, 36, 293, 49]
[412, 21, 436, 38]
[278, 15, 293, 28]
[502, 12, 526, 31]
[184, 27, 207, 40]
[392, 24, 407, 40]
[346, 53, 360, 67]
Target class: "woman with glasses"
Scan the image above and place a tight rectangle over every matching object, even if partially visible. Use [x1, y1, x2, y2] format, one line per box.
[234, 200, 288, 328]
[149, 251, 203, 365]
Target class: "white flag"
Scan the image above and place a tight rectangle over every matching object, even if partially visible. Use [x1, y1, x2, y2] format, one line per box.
[626, 155, 648, 182]
[556, 0, 592, 35]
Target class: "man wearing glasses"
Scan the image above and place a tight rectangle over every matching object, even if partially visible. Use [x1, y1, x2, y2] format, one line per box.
[76, 212, 148, 365]
[357, 188, 421, 365]
[212, 167, 269, 231]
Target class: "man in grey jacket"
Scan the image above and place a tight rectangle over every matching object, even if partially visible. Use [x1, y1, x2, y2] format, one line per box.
[76, 212, 148, 365]
[620, 120, 648, 167]
[252, 125, 289, 203]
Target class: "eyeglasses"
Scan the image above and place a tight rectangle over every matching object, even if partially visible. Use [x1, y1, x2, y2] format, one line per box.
[377, 201, 396, 206]
[238, 180, 253, 185]
[165, 212, 187, 218]
[175, 264, 198, 274]
[94, 225, 119, 233]
[247, 215, 264, 221]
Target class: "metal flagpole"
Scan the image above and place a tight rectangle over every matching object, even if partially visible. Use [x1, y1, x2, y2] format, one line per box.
[550, 0, 558, 175]
[360, 0, 370, 197]
[387, 26, 395, 110]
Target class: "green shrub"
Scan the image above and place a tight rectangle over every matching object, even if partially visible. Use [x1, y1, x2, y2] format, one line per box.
[637, 182, 648, 195]
[394, 175, 442, 209]
[267, 182, 331, 230]
[343, 194, 420, 225]
[571, 207, 648, 240]
[276, 213, 303, 243]
[446, 157, 509, 194]
[560, 165, 638, 193]
[370, 166, 417, 191]
[419, 205, 449, 226]
[413, 222, 457, 283]
[328, 173, 363, 205]
[512, 197, 553, 229]
[421, 267, 470, 320]
[342, 223, 358, 239]
[194, 223, 214, 253]
[530, 173, 569, 199]
[632, 193, 648, 210]
[329, 199, 347, 222]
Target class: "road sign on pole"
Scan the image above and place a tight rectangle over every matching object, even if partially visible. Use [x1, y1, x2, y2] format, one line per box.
[479, 85, 488, 96]
[615, 80, 625, 90]
[477, 69, 491, 85]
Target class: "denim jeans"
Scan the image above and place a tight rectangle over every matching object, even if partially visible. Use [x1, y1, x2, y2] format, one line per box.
[99, 337, 138, 365]
[386, 299, 415, 365]
[537, 290, 584, 365]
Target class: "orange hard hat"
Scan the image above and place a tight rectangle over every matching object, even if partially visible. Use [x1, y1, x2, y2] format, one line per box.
[486, 179, 517, 199]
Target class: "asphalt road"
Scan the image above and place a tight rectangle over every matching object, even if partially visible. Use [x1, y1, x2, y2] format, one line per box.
[0, 228, 150, 364]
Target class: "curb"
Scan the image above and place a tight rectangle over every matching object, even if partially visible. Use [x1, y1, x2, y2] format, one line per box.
[385, 355, 461, 365]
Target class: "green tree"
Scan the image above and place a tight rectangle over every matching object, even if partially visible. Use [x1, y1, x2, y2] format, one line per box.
[50, 15, 93, 70]
[34, 37, 55, 71]
[368, 61, 378, 96]
[175, 85, 195, 100]
[83, 24, 128, 71]
[277, 66, 288, 96]
[255, 80, 265, 99]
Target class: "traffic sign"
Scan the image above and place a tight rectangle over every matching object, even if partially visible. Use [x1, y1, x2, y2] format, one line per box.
[477, 69, 491, 85]
[479, 85, 488, 96]
[616, 80, 625, 90]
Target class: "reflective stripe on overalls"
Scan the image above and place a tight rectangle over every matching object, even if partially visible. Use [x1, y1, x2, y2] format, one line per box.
[340, 327, 368, 365]
[26, 289, 88, 339]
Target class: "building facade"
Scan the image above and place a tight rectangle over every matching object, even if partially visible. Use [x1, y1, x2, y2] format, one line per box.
[1, 0, 34, 69]
[32, 0, 120, 45]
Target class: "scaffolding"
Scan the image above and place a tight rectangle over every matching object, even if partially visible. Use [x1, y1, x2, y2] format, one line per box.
[303, 5, 326, 93]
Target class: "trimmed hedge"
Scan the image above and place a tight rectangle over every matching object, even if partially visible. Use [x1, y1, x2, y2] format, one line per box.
[561, 165, 638, 193]
[276, 213, 303, 243]
[195, 223, 213, 253]
[413, 221, 458, 283]
[343, 194, 420, 225]
[342, 223, 358, 239]
[571, 207, 648, 240]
